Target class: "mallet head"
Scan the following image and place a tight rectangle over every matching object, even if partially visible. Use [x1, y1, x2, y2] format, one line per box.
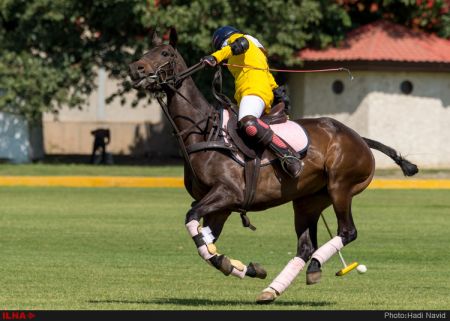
[335, 262, 358, 276]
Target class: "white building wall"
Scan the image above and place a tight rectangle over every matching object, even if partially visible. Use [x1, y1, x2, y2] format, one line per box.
[0, 112, 30, 163]
[42, 69, 177, 157]
[288, 71, 450, 168]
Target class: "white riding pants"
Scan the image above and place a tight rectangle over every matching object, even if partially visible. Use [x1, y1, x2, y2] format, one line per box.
[238, 95, 265, 120]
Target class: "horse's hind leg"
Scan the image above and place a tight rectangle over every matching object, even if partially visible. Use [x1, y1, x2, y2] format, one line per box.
[256, 193, 330, 304]
[308, 184, 357, 274]
[306, 126, 374, 275]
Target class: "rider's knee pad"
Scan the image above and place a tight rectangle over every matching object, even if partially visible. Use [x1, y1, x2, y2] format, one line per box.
[239, 116, 272, 145]
[239, 115, 258, 132]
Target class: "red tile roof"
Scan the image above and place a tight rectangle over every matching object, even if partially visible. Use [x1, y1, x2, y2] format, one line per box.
[299, 20, 450, 63]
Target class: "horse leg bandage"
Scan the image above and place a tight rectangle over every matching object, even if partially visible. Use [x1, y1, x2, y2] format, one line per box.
[311, 236, 344, 266]
[186, 220, 215, 260]
[268, 257, 305, 294]
[186, 220, 201, 237]
[186, 221, 247, 278]
[186, 220, 247, 279]
[230, 259, 247, 279]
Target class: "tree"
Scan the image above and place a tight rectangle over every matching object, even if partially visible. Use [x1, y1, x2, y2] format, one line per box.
[144, 1, 353, 64]
[338, 0, 450, 38]
[143, 0, 351, 95]
[0, 0, 150, 120]
[0, 0, 352, 120]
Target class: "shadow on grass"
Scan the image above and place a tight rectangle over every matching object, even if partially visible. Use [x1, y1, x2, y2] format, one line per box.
[88, 297, 333, 307]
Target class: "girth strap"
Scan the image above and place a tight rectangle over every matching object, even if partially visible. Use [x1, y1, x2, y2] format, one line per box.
[243, 157, 260, 211]
[239, 156, 261, 231]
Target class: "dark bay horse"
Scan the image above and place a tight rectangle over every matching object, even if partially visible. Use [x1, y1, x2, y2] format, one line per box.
[128, 29, 418, 304]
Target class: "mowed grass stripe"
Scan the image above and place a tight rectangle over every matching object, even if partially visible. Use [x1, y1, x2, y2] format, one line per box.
[1, 176, 450, 189]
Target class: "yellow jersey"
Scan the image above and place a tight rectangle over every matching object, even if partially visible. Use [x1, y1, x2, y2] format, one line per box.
[211, 33, 278, 113]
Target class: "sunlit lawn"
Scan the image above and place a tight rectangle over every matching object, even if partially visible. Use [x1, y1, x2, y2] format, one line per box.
[1, 187, 448, 310]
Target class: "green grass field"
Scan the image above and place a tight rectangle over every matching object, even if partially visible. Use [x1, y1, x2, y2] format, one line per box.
[0, 187, 449, 310]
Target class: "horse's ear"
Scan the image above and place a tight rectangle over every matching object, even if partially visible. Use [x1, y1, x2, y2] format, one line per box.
[169, 27, 178, 48]
[149, 28, 162, 46]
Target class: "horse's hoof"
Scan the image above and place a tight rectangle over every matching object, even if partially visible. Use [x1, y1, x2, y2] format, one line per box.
[247, 262, 267, 279]
[256, 288, 277, 304]
[306, 258, 322, 285]
[306, 271, 322, 285]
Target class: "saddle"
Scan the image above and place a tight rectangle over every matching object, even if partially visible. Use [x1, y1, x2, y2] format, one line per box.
[227, 102, 289, 160]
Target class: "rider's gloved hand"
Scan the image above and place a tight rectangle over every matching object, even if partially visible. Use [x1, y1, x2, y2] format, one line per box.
[201, 55, 217, 67]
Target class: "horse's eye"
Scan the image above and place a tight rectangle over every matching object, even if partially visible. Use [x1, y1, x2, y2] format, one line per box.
[161, 51, 170, 57]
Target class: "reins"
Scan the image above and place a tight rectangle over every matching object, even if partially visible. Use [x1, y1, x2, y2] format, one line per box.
[153, 60, 222, 188]
[173, 62, 205, 86]
[155, 94, 203, 187]
[156, 86, 220, 188]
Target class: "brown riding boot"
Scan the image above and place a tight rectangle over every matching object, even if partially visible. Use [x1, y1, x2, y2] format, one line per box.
[239, 116, 303, 178]
[267, 134, 304, 178]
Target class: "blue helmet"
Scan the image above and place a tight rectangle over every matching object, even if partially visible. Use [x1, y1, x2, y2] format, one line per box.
[212, 26, 239, 50]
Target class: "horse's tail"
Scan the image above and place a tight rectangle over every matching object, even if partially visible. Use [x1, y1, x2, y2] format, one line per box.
[362, 137, 419, 177]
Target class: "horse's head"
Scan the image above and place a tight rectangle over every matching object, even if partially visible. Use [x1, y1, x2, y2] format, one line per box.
[128, 28, 182, 92]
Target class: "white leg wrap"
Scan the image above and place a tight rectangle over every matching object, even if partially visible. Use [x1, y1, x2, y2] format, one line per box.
[230, 266, 248, 279]
[262, 287, 278, 298]
[311, 236, 344, 266]
[269, 257, 305, 294]
[198, 245, 214, 260]
[186, 220, 246, 278]
[186, 221, 215, 260]
[186, 220, 200, 237]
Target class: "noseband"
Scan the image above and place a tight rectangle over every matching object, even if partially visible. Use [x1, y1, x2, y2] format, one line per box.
[142, 54, 204, 91]
[141, 59, 177, 91]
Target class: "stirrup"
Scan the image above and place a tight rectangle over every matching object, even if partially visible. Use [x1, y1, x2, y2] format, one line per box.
[280, 156, 304, 178]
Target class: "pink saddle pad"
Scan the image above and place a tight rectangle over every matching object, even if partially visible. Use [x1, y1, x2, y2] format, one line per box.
[269, 121, 308, 153]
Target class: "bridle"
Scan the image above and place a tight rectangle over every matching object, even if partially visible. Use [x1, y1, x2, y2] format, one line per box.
[136, 51, 222, 188]
[146, 60, 177, 89]
[139, 50, 205, 91]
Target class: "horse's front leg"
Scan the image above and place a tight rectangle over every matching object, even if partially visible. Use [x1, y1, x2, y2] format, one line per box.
[185, 185, 266, 279]
[202, 211, 266, 279]
[256, 229, 313, 304]
[202, 211, 231, 243]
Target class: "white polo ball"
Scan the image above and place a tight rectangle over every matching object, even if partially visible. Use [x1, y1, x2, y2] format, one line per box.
[356, 264, 367, 274]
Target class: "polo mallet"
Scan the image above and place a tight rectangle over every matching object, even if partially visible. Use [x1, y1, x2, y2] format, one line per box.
[320, 213, 358, 276]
